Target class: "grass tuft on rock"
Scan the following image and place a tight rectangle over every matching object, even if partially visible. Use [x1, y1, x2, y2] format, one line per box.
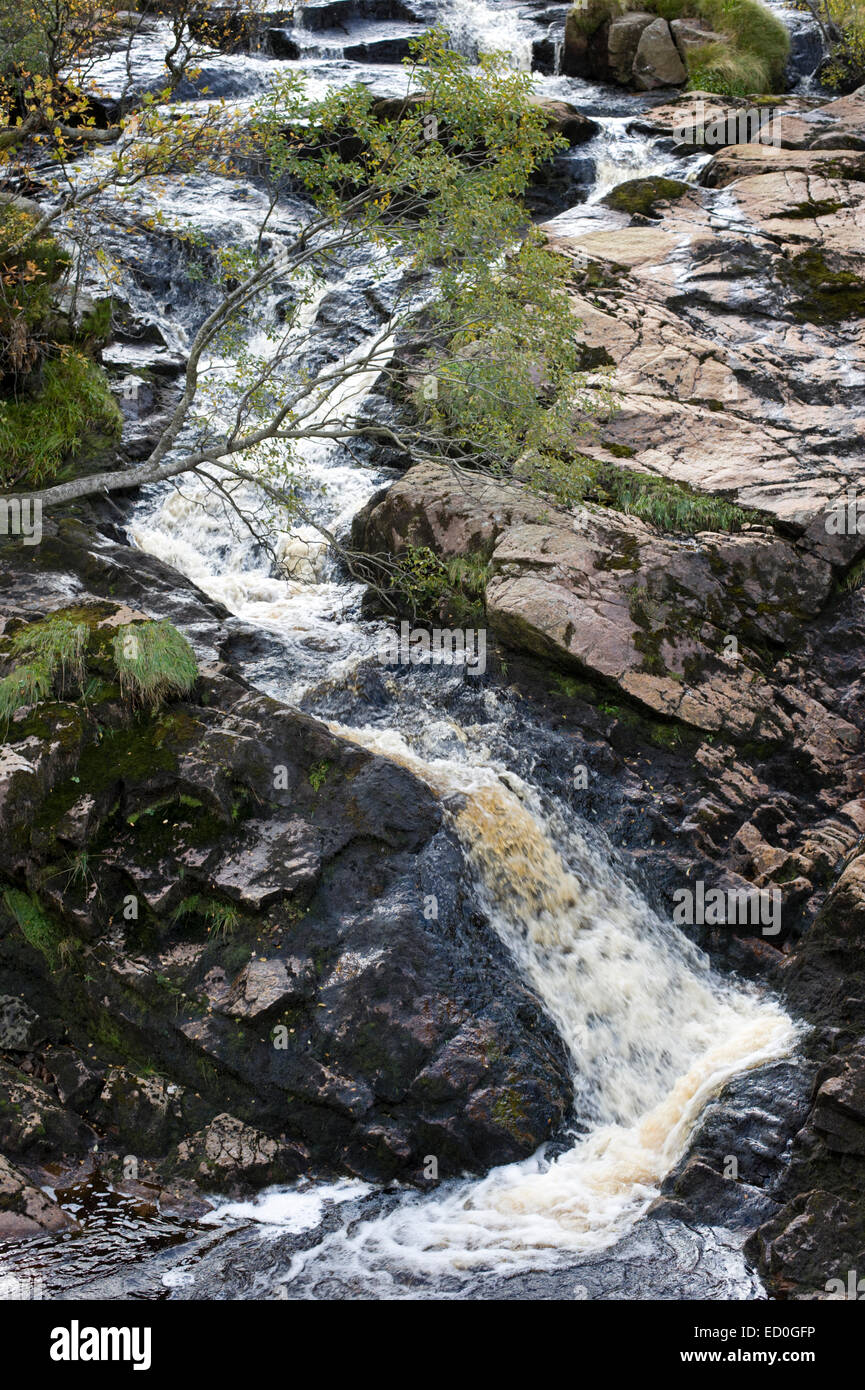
[9, 614, 88, 688]
[0, 347, 122, 488]
[112, 621, 199, 709]
[584, 461, 760, 532]
[0, 660, 53, 727]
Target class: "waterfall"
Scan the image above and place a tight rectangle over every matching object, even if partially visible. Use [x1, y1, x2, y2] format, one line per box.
[104, 0, 801, 1296]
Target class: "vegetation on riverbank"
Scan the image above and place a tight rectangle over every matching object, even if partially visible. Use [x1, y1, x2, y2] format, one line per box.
[567, 0, 789, 95]
[0, 612, 198, 729]
[0, 205, 121, 488]
[810, 0, 865, 88]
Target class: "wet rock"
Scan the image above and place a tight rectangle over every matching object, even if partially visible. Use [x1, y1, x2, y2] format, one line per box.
[93, 1069, 187, 1157]
[0, 1061, 96, 1161]
[0, 524, 572, 1189]
[650, 1157, 780, 1230]
[0, 1155, 78, 1238]
[747, 1190, 865, 1297]
[47, 1047, 106, 1111]
[172, 1113, 307, 1192]
[0, 995, 42, 1050]
[220, 956, 315, 1020]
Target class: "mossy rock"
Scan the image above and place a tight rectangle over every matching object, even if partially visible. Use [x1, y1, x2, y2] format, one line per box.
[602, 176, 691, 220]
[778, 249, 865, 325]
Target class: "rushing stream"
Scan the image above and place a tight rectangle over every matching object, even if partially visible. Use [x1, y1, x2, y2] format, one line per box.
[7, 0, 828, 1298]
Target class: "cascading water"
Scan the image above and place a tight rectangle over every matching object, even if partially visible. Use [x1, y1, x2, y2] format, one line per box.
[56, 0, 807, 1295]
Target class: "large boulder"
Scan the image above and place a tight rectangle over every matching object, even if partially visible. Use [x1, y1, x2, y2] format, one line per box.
[607, 12, 655, 82]
[632, 18, 688, 90]
[355, 461, 837, 745]
[670, 17, 723, 58]
[0, 521, 573, 1196]
[562, 0, 614, 78]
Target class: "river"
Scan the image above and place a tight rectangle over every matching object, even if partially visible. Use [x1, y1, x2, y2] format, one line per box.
[8, 0, 828, 1299]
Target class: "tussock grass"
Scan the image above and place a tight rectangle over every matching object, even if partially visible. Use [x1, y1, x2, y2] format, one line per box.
[585, 461, 759, 532]
[0, 348, 122, 488]
[112, 620, 198, 709]
[172, 894, 240, 938]
[9, 614, 87, 688]
[0, 659, 53, 726]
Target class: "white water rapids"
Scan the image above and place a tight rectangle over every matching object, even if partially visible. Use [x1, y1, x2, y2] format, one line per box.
[120, 0, 799, 1292]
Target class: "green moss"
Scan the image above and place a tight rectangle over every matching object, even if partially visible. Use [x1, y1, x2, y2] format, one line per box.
[602, 177, 690, 219]
[492, 1085, 531, 1142]
[778, 249, 865, 324]
[0, 349, 121, 489]
[1, 888, 70, 970]
[775, 199, 844, 219]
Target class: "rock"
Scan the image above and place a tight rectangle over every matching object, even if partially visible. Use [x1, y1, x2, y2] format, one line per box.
[0, 1154, 78, 1239]
[562, 0, 613, 78]
[747, 1190, 865, 1296]
[356, 460, 836, 744]
[172, 1113, 306, 1192]
[526, 95, 600, 146]
[0, 528, 572, 1185]
[701, 143, 865, 189]
[607, 12, 655, 83]
[47, 1048, 106, 1111]
[221, 956, 315, 1020]
[0, 995, 42, 1050]
[542, 162, 865, 555]
[0, 1061, 96, 1160]
[812, 1065, 865, 1154]
[669, 17, 722, 57]
[632, 19, 687, 90]
[650, 1156, 780, 1229]
[601, 174, 690, 218]
[93, 1069, 187, 1157]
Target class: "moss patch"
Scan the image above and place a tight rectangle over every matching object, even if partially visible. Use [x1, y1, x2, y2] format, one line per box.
[779, 249, 865, 324]
[602, 176, 690, 219]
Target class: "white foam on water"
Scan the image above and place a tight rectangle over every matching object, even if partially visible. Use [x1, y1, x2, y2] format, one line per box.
[202, 1179, 373, 1232]
[263, 725, 796, 1289]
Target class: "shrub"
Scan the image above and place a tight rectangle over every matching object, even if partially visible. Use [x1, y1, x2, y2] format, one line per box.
[0, 204, 71, 382]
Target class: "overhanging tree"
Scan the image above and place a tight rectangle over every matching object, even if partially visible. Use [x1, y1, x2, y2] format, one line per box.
[2, 20, 603, 587]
